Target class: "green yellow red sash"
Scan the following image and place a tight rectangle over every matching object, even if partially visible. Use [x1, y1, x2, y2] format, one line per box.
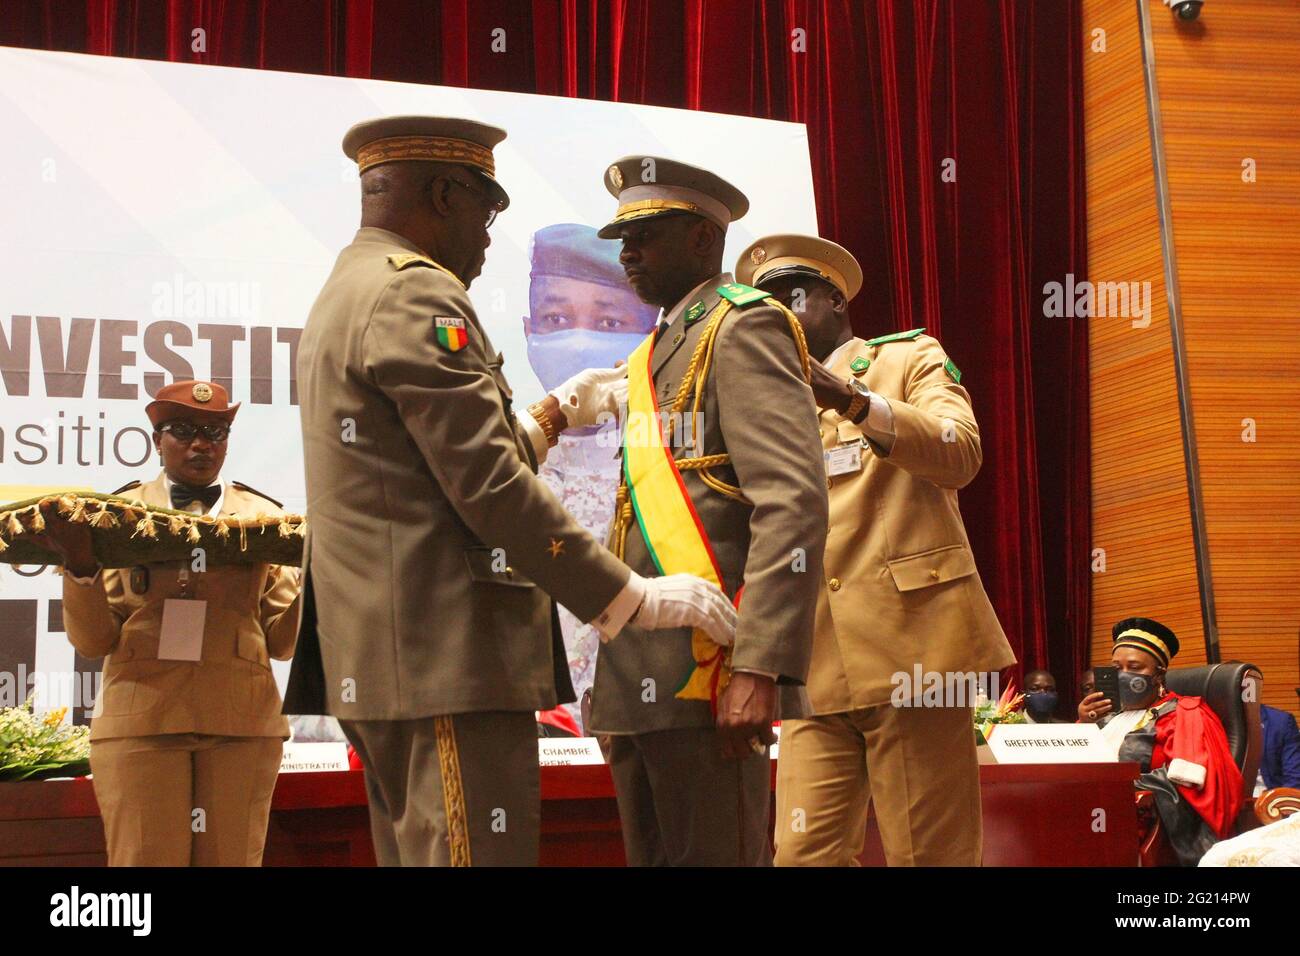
[622, 327, 733, 707]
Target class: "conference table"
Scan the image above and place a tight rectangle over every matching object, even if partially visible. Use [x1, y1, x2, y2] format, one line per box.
[0, 760, 1140, 866]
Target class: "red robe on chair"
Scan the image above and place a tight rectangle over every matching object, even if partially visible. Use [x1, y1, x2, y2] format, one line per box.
[1149, 694, 1243, 838]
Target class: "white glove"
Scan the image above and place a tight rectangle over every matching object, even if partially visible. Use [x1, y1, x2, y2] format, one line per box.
[549, 364, 628, 430]
[631, 572, 737, 648]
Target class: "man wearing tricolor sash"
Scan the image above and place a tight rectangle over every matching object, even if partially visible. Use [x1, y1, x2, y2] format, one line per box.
[581, 156, 829, 866]
[287, 118, 738, 867]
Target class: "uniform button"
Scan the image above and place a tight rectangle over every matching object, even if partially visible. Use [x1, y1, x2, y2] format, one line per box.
[829, 578, 842, 592]
[826, 476, 833, 490]
[929, 569, 940, 580]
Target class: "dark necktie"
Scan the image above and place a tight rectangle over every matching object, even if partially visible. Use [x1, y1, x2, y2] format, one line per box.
[653, 322, 669, 345]
[170, 482, 221, 512]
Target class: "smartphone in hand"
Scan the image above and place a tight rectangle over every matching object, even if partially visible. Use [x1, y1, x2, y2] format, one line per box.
[1092, 665, 1122, 715]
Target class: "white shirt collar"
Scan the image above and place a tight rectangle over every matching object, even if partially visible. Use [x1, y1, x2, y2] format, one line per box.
[824, 337, 860, 371]
[162, 473, 226, 517]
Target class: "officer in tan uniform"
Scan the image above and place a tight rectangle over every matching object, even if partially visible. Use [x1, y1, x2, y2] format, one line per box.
[589, 159, 829, 866]
[36, 380, 300, 866]
[285, 118, 737, 866]
[737, 235, 1016, 866]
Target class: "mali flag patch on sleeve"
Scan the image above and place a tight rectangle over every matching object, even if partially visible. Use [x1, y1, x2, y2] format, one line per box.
[435, 316, 469, 352]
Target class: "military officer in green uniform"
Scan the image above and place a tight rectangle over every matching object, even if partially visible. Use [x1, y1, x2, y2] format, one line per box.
[590, 157, 829, 865]
[286, 118, 738, 866]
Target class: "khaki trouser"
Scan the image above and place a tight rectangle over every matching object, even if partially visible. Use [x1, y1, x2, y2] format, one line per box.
[608, 727, 772, 866]
[774, 704, 982, 866]
[90, 734, 283, 866]
[340, 711, 539, 866]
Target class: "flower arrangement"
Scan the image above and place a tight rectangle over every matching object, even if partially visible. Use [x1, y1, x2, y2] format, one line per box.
[0, 697, 91, 781]
[973, 681, 1027, 745]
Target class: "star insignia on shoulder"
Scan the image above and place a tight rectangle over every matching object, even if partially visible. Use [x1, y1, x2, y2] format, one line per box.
[548, 538, 565, 558]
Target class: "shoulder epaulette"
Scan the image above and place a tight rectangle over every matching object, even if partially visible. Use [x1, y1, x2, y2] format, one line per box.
[231, 481, 283, 509]
[109, 480, 142, 496]
[864, 327, 927, 347]
[387, 253, 433, 270]
[716, 282, 771, 308]
[387, 253, 464, 288]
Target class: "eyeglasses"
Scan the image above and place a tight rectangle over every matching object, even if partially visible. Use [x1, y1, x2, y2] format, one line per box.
[159, 421, 230, 443]
[447, 176, 500, 229]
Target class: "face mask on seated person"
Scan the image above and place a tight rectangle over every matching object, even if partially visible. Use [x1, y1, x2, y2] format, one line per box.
[1118, 670, 1160, 711]
[1025, 691, 1058, 720]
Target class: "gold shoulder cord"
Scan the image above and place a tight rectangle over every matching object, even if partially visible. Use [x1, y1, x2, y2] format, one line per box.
[611, 297, 811, 560]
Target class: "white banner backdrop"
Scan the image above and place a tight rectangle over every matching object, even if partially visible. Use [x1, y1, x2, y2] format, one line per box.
[0, 47, 818, 721]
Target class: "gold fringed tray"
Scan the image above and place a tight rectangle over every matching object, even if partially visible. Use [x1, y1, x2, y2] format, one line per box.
[0, 493, 306, 568]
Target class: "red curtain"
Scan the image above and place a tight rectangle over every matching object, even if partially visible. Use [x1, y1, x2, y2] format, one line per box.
[1, 0, 1091, 704]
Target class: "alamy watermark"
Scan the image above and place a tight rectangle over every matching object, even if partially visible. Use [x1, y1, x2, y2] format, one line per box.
[1043, 273, 1150, 328]
[596, 405, 706, 452]
[890, 666, 1002, 708]
[0, 665, 101, 712]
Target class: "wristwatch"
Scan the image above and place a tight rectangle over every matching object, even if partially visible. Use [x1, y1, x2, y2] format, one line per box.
[526, 400, 560, 448]
[844, 378, 873, 425]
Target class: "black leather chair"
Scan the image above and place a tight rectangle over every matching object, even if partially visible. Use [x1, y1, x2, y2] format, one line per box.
[1137, 662, 1262, 865]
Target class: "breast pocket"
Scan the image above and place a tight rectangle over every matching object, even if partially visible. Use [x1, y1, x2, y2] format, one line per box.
[886, 543, 976, 592]
[836, 420, 864, 444]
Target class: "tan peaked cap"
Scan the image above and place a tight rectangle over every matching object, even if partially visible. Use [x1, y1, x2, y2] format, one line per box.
[342, 115, 510, 209]
[736, 234, 863, 301]
[598, 156, 748, 239]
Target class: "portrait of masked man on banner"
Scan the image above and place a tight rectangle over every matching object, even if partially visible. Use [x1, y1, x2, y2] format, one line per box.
[524, 223, 659, 730]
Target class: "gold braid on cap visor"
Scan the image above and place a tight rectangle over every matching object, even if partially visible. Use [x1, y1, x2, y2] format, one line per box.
[1114, 628, 1172, 667]
[608, 198, 705, 224]
[356, 136, 495, 176]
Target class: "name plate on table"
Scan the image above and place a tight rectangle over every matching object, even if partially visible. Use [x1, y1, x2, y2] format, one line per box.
[538, 738, 605, 766]
[983, 723, 1112, 764]
[279, 741, 350, 774]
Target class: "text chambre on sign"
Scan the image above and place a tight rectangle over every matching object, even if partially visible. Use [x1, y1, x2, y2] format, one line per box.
[0, 314, 302, 468]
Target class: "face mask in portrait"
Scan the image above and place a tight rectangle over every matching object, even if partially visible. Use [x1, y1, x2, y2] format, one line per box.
[1117, 670, 1159, 711]
[525, 327, 648, 393]
[1025, 690, 1058, 718]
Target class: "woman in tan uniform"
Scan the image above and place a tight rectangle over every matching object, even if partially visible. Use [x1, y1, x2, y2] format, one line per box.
[35, 380, 300, 866]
